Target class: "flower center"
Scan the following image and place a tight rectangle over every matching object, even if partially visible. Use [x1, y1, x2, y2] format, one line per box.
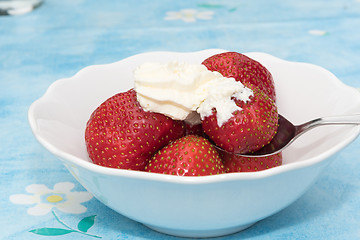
[46, 195, 63, 203]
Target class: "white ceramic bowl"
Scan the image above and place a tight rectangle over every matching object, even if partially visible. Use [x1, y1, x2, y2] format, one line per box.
[28, 49, 360, 238]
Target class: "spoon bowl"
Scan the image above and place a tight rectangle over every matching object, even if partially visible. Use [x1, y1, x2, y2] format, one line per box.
[233, 114, 360, 157]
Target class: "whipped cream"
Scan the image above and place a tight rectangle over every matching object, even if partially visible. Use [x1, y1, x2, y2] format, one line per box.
[134, 61, 253, 126]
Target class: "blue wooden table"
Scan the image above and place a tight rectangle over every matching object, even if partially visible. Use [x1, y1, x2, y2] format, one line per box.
[1, 0, 360, 239]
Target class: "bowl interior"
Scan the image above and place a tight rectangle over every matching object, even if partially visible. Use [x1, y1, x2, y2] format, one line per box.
[29, 50, 360, 174]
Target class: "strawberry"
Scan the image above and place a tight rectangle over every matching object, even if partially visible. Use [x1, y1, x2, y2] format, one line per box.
[201, 88, 278, 154]
[222, 152, 282, 172]
[184, 123, 205, 137]
[145, 135, 225, 176]
[202, 52, 276, 102]
[85, 89, 185, 170]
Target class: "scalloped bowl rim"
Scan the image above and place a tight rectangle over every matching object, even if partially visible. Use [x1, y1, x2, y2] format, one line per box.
[28, 49, 360, 184]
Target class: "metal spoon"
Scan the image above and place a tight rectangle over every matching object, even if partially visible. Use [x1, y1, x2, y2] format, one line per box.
[227, 114, 360, 157]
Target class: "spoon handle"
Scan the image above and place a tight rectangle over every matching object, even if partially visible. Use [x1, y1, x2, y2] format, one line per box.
[296, 114, 360, 135]
[317, 114, 360, 125]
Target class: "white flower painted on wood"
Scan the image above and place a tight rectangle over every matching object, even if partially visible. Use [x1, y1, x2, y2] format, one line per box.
[308, 29, 328, 36]
[165, 9, 214, 22]
[9, 182, 93, 216]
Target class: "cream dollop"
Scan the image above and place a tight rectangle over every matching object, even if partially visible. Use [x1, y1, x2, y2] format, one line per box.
[134, 61, 253, 126]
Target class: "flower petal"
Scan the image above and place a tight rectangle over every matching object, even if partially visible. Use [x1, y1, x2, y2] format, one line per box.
[26, 184, 50, 194]
[308, 29, 327, 36]
[181, 9, 197, 14]
[53, 182, 75, 193]
[9, 194, 40, 205]
[67, 192, 93, 204]
[56, 202, 87, 214]
[27, 203, 53, 216]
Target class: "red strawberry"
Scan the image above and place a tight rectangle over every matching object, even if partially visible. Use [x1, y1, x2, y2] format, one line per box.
[222, 151, 282, 172]
[184, 123, 205, 137]
[202, 52, 276, 102]
[201, 88, 278, 154]
[85, 89, 185, 170]
[145, 135, 225, 176]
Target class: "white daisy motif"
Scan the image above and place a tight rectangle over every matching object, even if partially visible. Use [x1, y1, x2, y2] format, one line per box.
[164, 9, 214, 22]
[308, 29, 328, 36]
[9, 182, 93, 216]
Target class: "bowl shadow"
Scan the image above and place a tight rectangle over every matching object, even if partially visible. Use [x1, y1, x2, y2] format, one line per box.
[225, 156, 354, 239]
